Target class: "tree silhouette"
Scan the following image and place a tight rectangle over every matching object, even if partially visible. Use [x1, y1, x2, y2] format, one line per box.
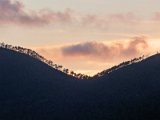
[63, 68, 69, 74]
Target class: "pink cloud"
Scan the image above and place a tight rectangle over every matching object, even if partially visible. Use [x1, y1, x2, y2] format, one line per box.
[61, 36, 149, 61]
[35, 36, 150, 75]
[0, 0, 139, 27]
[0, 0, 73, 26]
[153, 12, 160, 21]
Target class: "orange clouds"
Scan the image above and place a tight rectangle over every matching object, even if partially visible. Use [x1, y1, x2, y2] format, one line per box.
[35, 36, 153, 75]
[0, 0, 73, 26]
[2, 0, 160, 30]
[61, 36, 149, 61]
[0, 0, 139, 28]
[36, 36, 149, 63]
[1, 0, 160, 34]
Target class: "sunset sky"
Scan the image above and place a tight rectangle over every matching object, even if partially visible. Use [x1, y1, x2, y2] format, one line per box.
[1, 0, 160, 75]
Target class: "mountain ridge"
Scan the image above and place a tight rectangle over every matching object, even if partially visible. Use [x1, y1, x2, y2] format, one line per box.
[0, 42, 157, 79]
[0, 43, 90, 79]
[1, 43, 160, 120]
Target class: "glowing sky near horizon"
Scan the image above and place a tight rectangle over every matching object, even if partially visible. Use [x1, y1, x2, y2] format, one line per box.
[0, 0, 160, 75]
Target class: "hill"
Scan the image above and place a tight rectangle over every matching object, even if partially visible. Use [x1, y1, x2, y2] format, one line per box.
[1, 45, 160, 120]
[0, 47, 90, 120]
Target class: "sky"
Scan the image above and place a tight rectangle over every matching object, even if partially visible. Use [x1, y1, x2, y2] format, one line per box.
[0, 0, 160, 75]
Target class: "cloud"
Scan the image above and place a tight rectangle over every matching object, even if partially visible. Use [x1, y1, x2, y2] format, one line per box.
[61, 36, 149, 61]
[122, 36, 148, 57]
[35, 37, 150, 75]
[0, 0, 139, 27]
[153, 12, 160, 21]
[0, 0, 73, 26]
[62, 42, 110, 58]
[108, 12, 139, 24]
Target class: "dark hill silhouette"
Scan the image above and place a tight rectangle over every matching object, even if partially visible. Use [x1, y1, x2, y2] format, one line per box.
[0, 43, 90, 79]
[0, 47, 100, 120]
[1, 45, 160, 120]
[91, 53, 160, 120]
[93, 55, 146, 78]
